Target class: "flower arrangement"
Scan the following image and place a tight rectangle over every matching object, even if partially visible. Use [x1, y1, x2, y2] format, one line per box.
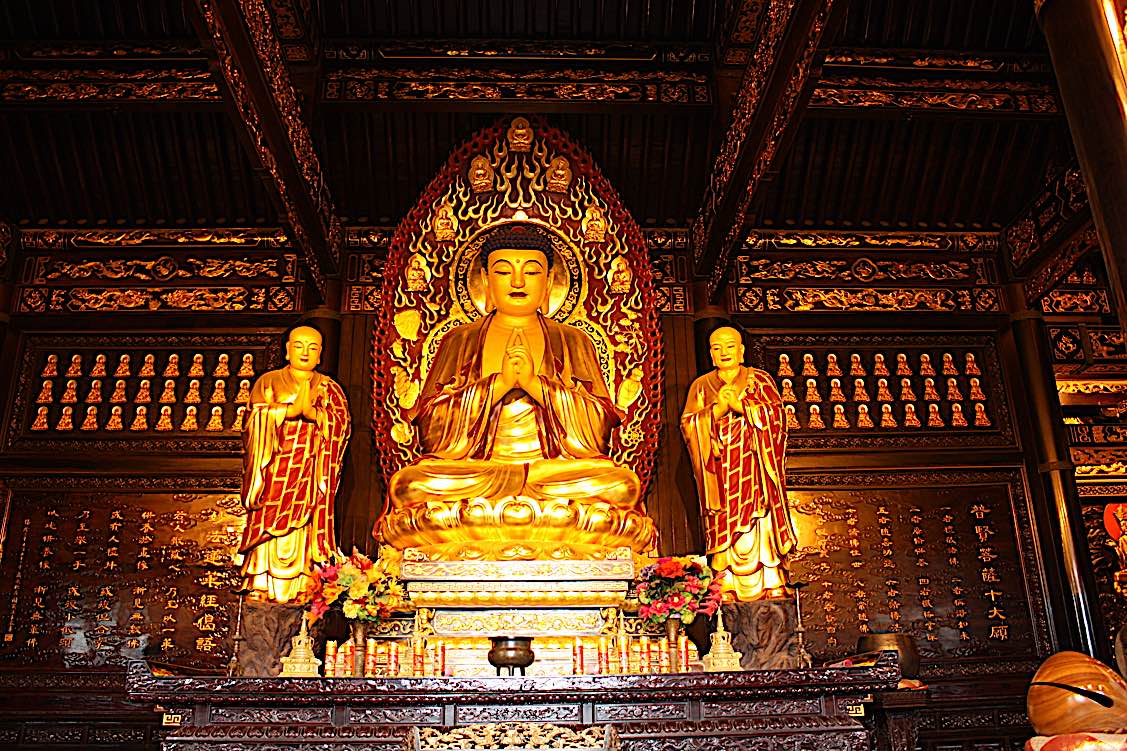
[635, 556, 723, 627]
[307, 550, 406, 623]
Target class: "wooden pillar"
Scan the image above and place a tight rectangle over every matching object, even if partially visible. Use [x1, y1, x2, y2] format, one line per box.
[1037, 0, 1127, 337]
[1004, 283, 1105, 656]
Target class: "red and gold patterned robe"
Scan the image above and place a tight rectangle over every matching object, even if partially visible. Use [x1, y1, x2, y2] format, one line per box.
[238, 368, 351, 603]
[681, 366, 796, 601]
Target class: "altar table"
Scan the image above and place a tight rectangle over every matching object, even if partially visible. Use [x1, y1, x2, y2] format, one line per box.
[124, 653, 900, 751]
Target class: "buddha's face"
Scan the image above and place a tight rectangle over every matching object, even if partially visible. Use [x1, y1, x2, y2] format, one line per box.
[286, 326, 323, 372]
[709, 328, 744, 370]
[484, 248, 548, 316]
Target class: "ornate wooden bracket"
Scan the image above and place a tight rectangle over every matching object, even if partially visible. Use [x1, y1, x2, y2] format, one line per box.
[187, 0, 341, 294]
[690, 0, 842, 299]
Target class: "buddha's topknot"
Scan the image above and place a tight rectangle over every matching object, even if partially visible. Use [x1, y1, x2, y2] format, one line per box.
[479, 223, 554, 268]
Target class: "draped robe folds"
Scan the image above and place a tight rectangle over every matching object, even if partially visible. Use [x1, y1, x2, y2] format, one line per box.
[680, 366, 797, 601]
[238, 368, 351, 604]
[387, 312, 641, 512]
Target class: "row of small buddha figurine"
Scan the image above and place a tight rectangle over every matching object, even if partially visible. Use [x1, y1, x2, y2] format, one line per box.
[781, 375, 988, 403]
[31, 403, 246, 433]
[321, 634, 701, 678]
[777, 350, 981, 378]
[40, 351, 256, 379]
[787, 400, 990, 429]
[36, 376, 252, 406]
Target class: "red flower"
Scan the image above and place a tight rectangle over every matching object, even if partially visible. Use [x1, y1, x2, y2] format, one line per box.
[655, 558, 685, 578]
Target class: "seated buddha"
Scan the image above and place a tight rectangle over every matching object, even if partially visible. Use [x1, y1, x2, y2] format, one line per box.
[376, 223, 655, 560]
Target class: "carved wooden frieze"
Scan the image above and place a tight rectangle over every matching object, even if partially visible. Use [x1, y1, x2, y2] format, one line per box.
[645, 229, 692, 314]
[751, 333, 1013, 449]
[1005, 165, 1089, 273]
[5, 333, 281, 454]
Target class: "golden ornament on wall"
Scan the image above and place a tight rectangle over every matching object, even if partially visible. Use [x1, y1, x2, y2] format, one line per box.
[608, 257, 632, 294]
[506, 116, 533, 152]
[405, 253, 432, 292]
[433, 204, 458, 242]
[583, 205, 608, 243]
[469, 155, 494, 193]
[546, 156, 572, 192]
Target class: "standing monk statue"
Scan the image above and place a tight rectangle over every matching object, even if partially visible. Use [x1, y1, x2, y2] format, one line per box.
[238, 325, 352, 603]
[681, 326, 797, 601]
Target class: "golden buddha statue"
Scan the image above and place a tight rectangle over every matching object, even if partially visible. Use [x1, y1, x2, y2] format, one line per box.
[681, 326, 797, 601]
[376, 224, 655, 560]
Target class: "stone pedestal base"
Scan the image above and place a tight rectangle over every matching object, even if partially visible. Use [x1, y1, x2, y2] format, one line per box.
[722, 598, 805, 671]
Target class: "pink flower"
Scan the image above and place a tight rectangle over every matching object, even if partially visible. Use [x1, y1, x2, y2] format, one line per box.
[667, 594, 687, 609]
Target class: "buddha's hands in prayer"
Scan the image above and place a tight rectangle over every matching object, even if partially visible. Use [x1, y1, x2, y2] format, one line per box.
[713, 384, 743, 419]
[501, 328, 538, 392]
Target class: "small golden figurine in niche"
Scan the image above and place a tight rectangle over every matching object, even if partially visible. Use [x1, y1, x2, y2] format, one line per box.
[899, 378, 916, 402]
[969, 377, 986, 401]
[105, 406, 124, 431]
[469, 155, 494, 193]
[60, 380, 78, 404]
[857, 403, 874, 428]
[832, 404, 850, 429]
[895, 353, 911, 376]
[233, 405, 246, 431]
[805, 378, 821, 403]
[923, 377, 941, 401]
[919, 353, 935, 376]
[507, 116, 533, 152]
[80, 406, 99, 431]
[873, 353, 889, 376]
[130, 405, 148, 431]
[238, 353, 255, 377]
[582, 205, 608, 243]
[941, 352, 958, 375]
[682, 326, 797, 601]
[946, 377, 963, 401]
[927, 402, 944, 427]
[66, 354, 83, 377]
[853, 378, 869, 402]
[205, 405, 224, 431]
[210, 380, 227, 404]
[405, 253, 432, 292]
[904, 403, 921, 428]
[158, 379, 177, 404]
[433, 203, 458, 241]
[880, 403, 897, 428]
[849, 353, 866, 376]
[56, 405, 74, 431]
[546, 156, 572, 192]
[235, 379, 251, 404]
[974, 403, 990, 427]
[31, 406, 49, 431]
[155, 405, 174, 431]
[876, 378, 893, 401]
[164, 353, 180, 377]
[829, 378, 846, 402]
[965, 352, 981, 375]
[188, 353, 205, 377]
[807, 403, 825, 429]
[778, 353, 794, 377]
[951, 402, 968, 427]
[609, 256, 632, 294]
[180, 405, 198, 431]
[41, 354, 58, 378]
[214, 353, 230, 377]
[115, 354, 131, 377]
[801, 353, 818, 376]
[139, 354, 156, 377]
[785, 404, 799, 429]
[780, 378, 797, 402]
[825, 353, 842, 376]
[90, 354, 107, 377]
[135, 379, 152, 403]
[184, 379, 201, 404]
[85, 379, 103, 404]
[36, 380, 53, 404]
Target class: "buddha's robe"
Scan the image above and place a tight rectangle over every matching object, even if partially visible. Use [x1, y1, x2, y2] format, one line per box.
[681, 366, 796, 601]
[388, 312, 640, 510]
[238, 368, 351, 603]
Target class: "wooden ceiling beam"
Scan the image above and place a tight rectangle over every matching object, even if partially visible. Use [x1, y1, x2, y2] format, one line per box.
[690, 0, 844, 298]
[186, 0, 341, 295]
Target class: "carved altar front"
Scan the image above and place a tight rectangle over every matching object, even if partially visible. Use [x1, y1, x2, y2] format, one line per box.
[125, 654, 900, 751]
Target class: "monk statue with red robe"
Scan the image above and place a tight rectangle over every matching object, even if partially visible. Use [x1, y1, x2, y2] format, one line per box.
[238, 325, 352, 603]
[681, 326, 797, 601]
